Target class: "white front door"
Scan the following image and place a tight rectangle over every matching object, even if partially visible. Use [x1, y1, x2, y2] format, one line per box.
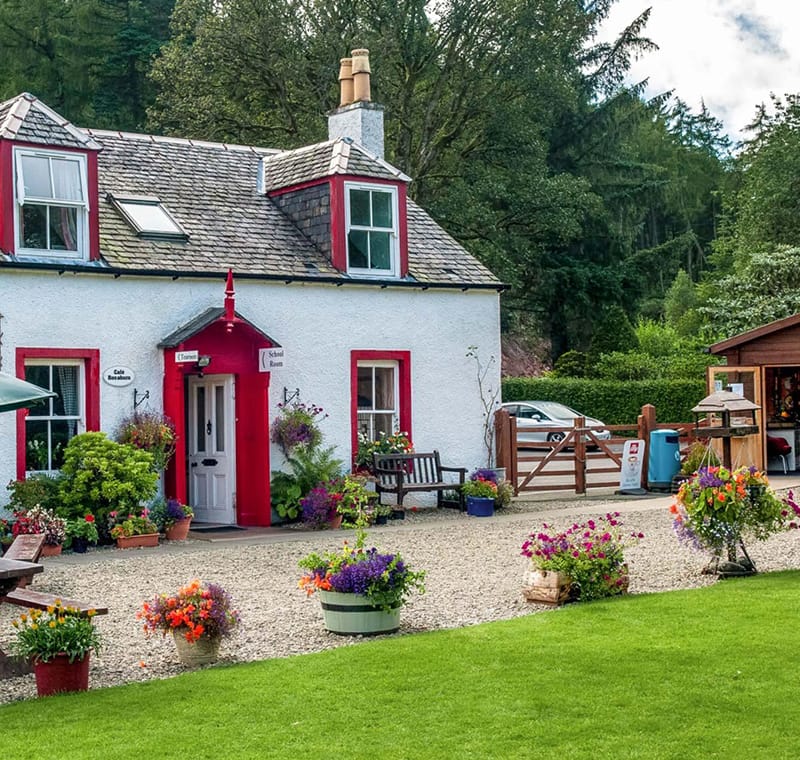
[188, 374, 236, 524]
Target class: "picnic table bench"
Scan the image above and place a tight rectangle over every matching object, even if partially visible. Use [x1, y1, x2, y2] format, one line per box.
[373, 451, 466, 510]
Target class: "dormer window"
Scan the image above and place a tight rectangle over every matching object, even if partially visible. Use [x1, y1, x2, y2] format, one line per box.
[109, 194, 188, 240]
[345, 182, 398, 277]
[14, 148, 88, 259]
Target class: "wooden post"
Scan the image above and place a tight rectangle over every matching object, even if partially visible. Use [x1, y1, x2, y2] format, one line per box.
[574, 416, 586, 495]
[510, 415, 519, 495]
[494, 408, 510, 474]
[639, 404, 657, 489]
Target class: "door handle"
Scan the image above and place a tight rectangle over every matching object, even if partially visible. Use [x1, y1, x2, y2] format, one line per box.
[201, 458, 218, 467]
[206, 421, 212, 435]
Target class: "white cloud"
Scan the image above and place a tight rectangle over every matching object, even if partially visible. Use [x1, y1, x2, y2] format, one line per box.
[597, 0, 800, 140]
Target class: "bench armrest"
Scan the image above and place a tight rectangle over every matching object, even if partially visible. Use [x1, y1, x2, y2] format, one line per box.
[439, 465, 467, 484]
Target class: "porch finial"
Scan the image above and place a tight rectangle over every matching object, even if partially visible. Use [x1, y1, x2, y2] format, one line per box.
[224, 269, 235, 332]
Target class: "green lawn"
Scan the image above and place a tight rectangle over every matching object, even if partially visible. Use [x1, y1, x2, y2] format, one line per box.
[2, 572, 799, 759]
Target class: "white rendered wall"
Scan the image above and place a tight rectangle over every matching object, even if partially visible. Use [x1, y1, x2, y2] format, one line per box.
[0, 270, 501, 506]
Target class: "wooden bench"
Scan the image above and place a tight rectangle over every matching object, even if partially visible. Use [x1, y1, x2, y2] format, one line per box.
[373, 451, 466, 510]
[2, 587, 108, 616]
[3, 534, 45, 587]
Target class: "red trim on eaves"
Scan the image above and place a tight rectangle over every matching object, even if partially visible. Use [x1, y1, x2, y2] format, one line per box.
[330, 175, 346, 270]
[87, 153, 100, 260]
[0, 141, 12, 252]
[15, 347, 101, 479]
[350, 350, 412, 467]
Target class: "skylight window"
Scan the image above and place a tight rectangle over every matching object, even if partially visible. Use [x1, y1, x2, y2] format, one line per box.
[109, 195, 188, 240]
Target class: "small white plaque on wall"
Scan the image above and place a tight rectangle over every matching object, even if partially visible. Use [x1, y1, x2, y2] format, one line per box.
[259, 348, 286, 372]
[103, 366, 135, 387]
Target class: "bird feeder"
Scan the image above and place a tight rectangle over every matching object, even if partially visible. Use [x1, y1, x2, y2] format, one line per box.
[691, 389, 760, 469]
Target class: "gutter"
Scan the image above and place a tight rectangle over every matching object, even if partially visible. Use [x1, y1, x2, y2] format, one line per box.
[0, 260, 509, 293]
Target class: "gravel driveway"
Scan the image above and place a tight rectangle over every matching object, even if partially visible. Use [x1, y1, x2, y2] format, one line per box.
[2, 493, 799, 704]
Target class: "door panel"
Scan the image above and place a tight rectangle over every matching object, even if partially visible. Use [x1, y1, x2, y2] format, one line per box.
[188, 375, 236, 524]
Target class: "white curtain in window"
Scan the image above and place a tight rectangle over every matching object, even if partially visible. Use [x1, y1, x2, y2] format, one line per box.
[52, 158, 83, 203]
[57, 365, 79, 435]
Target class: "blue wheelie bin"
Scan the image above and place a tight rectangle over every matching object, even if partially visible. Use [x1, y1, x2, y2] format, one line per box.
[648, 429, 680, 490]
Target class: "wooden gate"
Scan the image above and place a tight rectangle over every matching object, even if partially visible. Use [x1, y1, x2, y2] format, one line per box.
[495, 407, 695, 495]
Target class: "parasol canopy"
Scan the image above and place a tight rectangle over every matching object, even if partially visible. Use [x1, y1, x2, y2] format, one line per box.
[0, 372, 56, 412]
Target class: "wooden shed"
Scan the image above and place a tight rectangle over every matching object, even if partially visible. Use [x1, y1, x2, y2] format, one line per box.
[708, 313, 800, 473]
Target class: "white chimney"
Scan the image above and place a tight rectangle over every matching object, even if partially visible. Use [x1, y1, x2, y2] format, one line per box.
[328, 48, 385, 159]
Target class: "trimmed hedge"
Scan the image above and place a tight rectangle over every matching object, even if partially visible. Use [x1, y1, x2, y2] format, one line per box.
[501, 377, 705, 426]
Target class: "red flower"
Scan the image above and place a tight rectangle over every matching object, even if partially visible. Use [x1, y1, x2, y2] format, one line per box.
[85, 514, 95, 523]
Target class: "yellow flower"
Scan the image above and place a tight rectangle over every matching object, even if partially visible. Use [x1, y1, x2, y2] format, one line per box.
[47, 605, 55, 614]
[49, 621, 56, 628]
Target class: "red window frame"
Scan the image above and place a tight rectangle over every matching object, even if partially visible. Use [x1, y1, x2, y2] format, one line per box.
[350, 350, 412, 466]
[15, 347, 100, 479]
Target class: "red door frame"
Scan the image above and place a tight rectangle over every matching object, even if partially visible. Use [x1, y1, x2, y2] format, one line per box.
[163, 320, 274, 526]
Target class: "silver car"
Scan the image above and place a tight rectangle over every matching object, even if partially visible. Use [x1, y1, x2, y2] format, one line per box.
[499, 401, 611, 445]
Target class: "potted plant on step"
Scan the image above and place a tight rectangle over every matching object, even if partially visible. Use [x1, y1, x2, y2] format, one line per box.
[10, 601, 102, 696]
[163, 499, 194, 541]
[299, 527, 425, 635]
[109, 508, 159, 549]
[521, 513, 642, 604]
[138, 579, 240, 667]
[462, 472, 498, 517]
[66, 514, 99, 553]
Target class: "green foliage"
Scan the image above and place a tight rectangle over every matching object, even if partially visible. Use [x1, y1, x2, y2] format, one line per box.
[680, 441, 720, 476]
[57, 432, 159, 527]
[6, 474, 61, 513]
[270, 445, 343, 520]
[551, 350, 589, 378]
[589, 306, 639, 359]
[502, 376, 705, 425]
[592, 350, 717, 381]
[664, 269, 702, 337]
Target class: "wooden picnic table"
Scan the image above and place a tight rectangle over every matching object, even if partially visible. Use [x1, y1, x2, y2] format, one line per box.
[0, 557, 44, 678]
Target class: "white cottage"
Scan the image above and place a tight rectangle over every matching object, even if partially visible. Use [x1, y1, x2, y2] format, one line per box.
[0, 51, 503, 526]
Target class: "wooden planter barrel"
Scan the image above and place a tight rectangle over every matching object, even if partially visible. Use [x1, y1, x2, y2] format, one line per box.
[318, 590, 401, 635]
[522, 569, 573, 606]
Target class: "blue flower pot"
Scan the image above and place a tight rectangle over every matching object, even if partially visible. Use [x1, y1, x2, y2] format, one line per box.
[466, 496, 494, 517]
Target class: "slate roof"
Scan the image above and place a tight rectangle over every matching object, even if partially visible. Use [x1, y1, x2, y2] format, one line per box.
[0, 93, 502, 288]
[0, 93, 100, 149]
[261, 139, 410, 191]
[159, 307, 280, 347]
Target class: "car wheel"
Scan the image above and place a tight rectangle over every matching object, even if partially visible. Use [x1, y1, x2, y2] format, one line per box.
[547, 432, 565, 443]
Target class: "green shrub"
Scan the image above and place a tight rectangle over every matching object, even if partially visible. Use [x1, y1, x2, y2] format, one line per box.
[589, 305, 638, 359]
[58, 432, 159, 530]
[270, 445, 343, 520]
[501, 377, 705, 425]
[551, 350, 589, 378]
[6, 474, 62, 513]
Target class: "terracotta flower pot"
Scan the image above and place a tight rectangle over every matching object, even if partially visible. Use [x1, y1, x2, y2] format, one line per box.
[34, 653, 90, 696]
[165, 518, 192, 541]
[115, 533, 159, 549]
[40, 543, 63, 557]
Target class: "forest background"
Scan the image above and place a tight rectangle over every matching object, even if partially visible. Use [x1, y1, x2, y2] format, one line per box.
[3, 0, 799, 380]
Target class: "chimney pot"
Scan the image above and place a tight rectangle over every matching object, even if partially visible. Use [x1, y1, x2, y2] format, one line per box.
[351, 48, 371, 102]
[338, 57, 354, 106]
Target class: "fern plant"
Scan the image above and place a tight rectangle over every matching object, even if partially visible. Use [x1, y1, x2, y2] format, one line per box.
[271, 445, 343, 520]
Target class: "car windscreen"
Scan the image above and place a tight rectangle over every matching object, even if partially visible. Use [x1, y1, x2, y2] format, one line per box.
[535, 402, 579, 420]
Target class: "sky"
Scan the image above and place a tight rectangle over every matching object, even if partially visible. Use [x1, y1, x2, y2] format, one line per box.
[597, 0, 800, 143]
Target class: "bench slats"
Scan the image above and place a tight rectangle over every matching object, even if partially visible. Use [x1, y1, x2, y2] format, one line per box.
[3, 588, 108, 616]
[373, 450, 466, 509]
[4, 534, 45, 563]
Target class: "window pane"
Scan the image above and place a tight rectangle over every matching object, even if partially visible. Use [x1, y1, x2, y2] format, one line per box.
[348, 229, 368, 268]
[26, 420, 50, 470]
[52, 158, 83, 202]
[374, 367, 395, 410]
[196, 387, 206, 452]
[215, 386, 225, 452]
[52, 365, 79, 417]
[21, 204, 48, 249]
[49, 206, 78, 251]
[372, 192, 392, 228]
[20, 154, 52, 198]
[49, 420, 72, 468]
[350, 189, 371, 226]
[119, 201, 182, 234]
[369, 231, 391, 270]
[373, 413, 394, 438]
[357, 367, 374, 409]
[25, 365, 50, 391]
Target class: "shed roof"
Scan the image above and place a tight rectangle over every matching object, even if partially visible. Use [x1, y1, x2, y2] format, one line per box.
[708, 313, 800, 354]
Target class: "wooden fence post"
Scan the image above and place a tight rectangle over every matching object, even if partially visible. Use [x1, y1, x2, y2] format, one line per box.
[574, 416, 586, 494]
[639, 404, 657, 489]
[495, 408, 510, 473]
